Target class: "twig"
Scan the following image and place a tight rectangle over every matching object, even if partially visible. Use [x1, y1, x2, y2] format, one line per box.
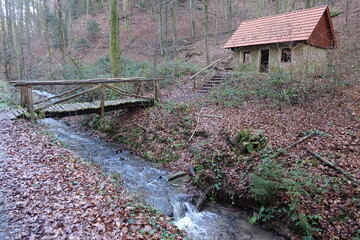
[273, 132, 316, 158]
[135, 124, 147, 132]
[304, 147, 360, 185]
[189, 108, 203, 141]
[238, 162, 253, 182]
[195, 186, 211, 211]
[200, 114, 223, 119]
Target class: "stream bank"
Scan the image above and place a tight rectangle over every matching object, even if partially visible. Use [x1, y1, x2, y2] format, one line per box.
[0, 119, 186, 239]
[79, 92, 360, 240]
[43, 118, 277, 239]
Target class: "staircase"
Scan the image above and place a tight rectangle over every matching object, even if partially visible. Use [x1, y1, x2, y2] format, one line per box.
[198, 72, 227, 94]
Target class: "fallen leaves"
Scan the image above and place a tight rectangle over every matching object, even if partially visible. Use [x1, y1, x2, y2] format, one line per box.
[0, 120, 185, 239]
[101, 83, 360, 239]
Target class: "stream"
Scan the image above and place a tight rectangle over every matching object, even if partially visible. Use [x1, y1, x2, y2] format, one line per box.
[39, 118, 276, 240]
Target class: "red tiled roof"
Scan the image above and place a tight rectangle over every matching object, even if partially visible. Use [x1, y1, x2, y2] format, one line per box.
[224, 6, 332, 49]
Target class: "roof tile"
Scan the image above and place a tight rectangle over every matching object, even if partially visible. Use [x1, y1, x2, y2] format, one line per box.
[224, 6, 328, 48]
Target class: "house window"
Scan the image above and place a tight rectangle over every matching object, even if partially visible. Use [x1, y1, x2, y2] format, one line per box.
[243, 51, 251, 63]
[281, 48, 291, 62]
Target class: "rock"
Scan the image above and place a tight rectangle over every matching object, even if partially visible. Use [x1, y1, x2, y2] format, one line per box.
[189, 166, 196, 176]
[167, 171, 187, 181]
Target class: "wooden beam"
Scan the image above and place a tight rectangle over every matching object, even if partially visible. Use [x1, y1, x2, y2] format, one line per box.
[34, 85, 84, 105]
[35, 85, 101, 112]
[12, 78, 164, 86]
[136, 81, 145, 96]
[20, 86, 34, 116]
[189, 59, 221, 80]
[154, 79, 161, 103]
[105, 84, 153, 100]
[20, 86, 27, 108]
[100, 83, 105, 118]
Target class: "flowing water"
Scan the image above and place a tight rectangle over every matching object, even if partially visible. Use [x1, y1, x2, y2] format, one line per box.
[38, 118, 276, 240]
[33, 90, 276, 239]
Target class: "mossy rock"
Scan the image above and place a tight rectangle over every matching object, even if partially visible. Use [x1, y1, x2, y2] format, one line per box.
[234, 129, 267, 155]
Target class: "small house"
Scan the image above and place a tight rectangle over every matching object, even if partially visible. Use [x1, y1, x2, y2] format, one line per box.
[224, 6, 336, 73]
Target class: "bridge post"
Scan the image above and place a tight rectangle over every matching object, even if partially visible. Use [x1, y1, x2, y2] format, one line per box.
[100, 83, 105, 118]
[20, 86, 34, 116]
[154, 79, 161, 103]
[137, 81, 145, 96]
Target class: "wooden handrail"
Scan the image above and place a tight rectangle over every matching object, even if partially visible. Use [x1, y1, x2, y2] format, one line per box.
[35, 85, 102, 112]
[15, 77, 163, 118]
[189, 59, 221, 89]
[11, 77, 164, 86]
[33, 85, 84, 105]
[104, 84, 153, 100]
[189, 59, 221, 80]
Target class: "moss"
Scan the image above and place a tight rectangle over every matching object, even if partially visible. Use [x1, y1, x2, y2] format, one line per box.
[234, 129, 267, 155]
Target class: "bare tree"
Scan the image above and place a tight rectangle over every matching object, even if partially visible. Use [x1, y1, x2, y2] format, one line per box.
[204, 0, 210, 65]
[110, 0, 121, 77]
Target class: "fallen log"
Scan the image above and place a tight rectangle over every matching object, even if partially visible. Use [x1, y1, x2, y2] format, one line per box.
[167, 171, 187, 181]
[304, 147, 360, 185]
[273, 132, 316, 158]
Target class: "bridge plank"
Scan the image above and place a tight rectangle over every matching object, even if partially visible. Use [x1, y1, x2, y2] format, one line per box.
[5, 98, 154, 120]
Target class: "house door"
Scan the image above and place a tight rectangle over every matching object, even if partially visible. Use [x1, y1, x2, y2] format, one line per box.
[260, 49, 269, 73]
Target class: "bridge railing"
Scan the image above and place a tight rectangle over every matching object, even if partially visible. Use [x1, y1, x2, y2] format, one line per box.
[189, 59, 222, 90]
[11, 78, 163, 118]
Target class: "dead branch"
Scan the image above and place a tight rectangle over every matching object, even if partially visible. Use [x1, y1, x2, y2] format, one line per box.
[304, 147, 360, 185]
[189, 108, 203, 141]
[238, 162, 253, 183]
[195, 186, 211, 211]
[273, 132, 316, 158]
[135, 124, 147, 132]
[200, 114, 223, 119]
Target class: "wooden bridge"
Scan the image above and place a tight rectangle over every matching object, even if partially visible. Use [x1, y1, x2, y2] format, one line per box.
[5, 78, 162, 119]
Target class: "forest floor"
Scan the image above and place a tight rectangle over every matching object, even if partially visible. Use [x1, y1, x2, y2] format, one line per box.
[0, 119, 186, 239]
[86, 77, 360, 239]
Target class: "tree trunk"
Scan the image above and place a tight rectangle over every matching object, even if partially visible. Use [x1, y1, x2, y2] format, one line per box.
[0, 0, 11, 80]
[203, 0, 210, 65]
[345, 0, 351, 27]
[55, 0, 66, 63]
[165, 0, 169, 54]
[86, 0, 90, 15]
[123, 0, 131, 42]
[190, 0, 196, 38]
[158, 0, 164, 55]
[227, 0, 232, 31]
[17, 0, 25, 79]
[171, 0, 177, 54]
[215, 0, 220, 44]
[109, 0, 121, 77]
[42, 0, 53, 63]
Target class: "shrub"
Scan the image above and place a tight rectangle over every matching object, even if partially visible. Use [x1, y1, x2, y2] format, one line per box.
[0, 80, 16, 109]
[209, 69, 350, 108]
[86, 19, 101, 42]
[250, 153, 323, 237]
[234, 129, 267, 155]
[75, 38, 90, 50]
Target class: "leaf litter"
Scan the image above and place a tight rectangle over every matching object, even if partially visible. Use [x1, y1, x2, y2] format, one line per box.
[0, 120, 186, 239]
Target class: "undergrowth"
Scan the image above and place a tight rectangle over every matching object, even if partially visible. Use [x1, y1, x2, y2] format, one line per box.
[248, 146, 352, 239]
[208, 70, 354, 108]
[0, 80, 18, 109]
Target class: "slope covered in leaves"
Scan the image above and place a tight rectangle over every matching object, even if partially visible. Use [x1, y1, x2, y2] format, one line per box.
[93, 81, 359, 239]
[0, 120, 185, 239]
